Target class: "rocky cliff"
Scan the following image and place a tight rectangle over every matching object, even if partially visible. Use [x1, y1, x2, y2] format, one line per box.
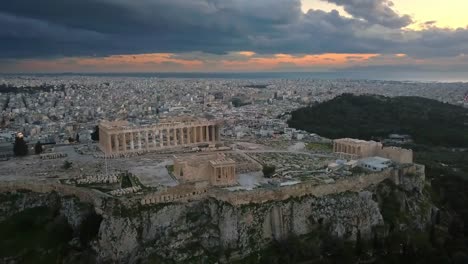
[0, 174, 433, 263]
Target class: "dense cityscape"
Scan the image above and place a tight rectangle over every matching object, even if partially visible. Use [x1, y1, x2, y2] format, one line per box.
[2, 0, 468, 262]
[1, 76, 467, 147]
[0, 74, 467, 263]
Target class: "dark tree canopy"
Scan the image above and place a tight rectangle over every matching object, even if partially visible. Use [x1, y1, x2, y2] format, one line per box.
[91, 126, 99, 141]
[13, 136, 28, 156]
[288, 94, 468, 147]
[34, 141, 43, 155]
[262, 165, 276, 178]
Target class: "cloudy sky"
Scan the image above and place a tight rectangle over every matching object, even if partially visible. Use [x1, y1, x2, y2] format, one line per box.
[1, 0, 468, 73]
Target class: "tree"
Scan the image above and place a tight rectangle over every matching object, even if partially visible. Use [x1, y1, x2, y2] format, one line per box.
[262, 165, 276, 178]
[91, 126, 99, 141]
[75, 133, 80, 143]
[13, 134, 28, 156]
[34, 141, 43, 155]
[62, 160, 73, 170]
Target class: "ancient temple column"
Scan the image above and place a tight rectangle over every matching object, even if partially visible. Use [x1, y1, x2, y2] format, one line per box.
[194, 126, 198, 143]
[138, 132, 142, 150]
[122, 133, 127, 152]
[107, 134, 112, 154]
[159, 130, 163, 147]
[211, 126, 215, 142]
[145, 130, 149, 150]
[200, 126, 204, 142]
[179, 128, 184, 145]
[166, 129, 170, 146]
[205, 126, 209, 142]
[130, 133, 134, 150]
[114, 134, 120, 153]
[153, 130, 157, 149]
[187, 127, 191, 144]
[173, 128, 178, 146]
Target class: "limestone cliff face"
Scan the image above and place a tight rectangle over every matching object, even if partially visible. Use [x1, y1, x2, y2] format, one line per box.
[0, 175, 432, 264]
[96, 190, 389, 263]
[0, 190, 91, 231]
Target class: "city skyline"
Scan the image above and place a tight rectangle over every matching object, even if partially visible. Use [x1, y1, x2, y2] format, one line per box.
[1, 0, 467, 74]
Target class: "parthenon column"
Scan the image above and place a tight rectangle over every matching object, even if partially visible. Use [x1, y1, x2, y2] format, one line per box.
[114, 134, 120, 153]
[199, 126, 203, 142]
[138, 132, 142, 150]
[173, 128, 178, 146]
[130, 133, 134, 150]
[187, 127, 191, 144]
[145, 131, 149, 150]
[166, 129, 170, 146]
[179, 128, 184, 145]
[159, 130, 163, 147]
[205, 126, 209, 142]
[210, 126, 215, 142]
[122, 133, 127, 152]
[193, 127, 198, 143]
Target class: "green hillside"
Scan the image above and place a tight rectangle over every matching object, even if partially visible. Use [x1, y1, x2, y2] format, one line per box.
[288, 94, 468, 147]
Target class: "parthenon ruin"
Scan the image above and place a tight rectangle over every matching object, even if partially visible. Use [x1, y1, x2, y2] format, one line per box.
[98, 117, 222, 155]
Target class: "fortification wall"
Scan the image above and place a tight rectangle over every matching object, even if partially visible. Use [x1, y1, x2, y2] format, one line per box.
[140, 165, 419, 206]
[378, 147, 413, 164]
[141, 184, 209, 205]
[212, 170, 395, 205]
[0, 181, 105, 208]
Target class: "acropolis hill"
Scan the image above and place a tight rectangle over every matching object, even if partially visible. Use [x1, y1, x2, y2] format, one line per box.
[0, 108, 434, 263]
[0, 118, 428, 263]
[0, 116, 423, 207]
[2, 78, 458, 263]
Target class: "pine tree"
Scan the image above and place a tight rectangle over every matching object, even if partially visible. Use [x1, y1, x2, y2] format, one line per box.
[91, 126, 99, 141]
[34, 141, 43, 155]
[13, 135, 28, 156]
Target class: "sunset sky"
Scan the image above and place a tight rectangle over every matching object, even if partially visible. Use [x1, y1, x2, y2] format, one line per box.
[1, 0, 467, 73]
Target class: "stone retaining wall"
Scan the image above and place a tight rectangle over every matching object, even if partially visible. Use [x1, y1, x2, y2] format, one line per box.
[0, 181, 106, 208]
[141, 165, 421, 206]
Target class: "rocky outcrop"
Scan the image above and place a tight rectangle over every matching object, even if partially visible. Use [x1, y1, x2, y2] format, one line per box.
[94, 190, 388, 263]
[0, 172, 431, 263]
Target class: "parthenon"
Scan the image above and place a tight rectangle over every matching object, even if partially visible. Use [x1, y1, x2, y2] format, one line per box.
[98, 117, 222, 155]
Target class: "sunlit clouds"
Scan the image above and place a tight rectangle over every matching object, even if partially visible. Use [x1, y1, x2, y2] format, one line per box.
[1, 0, 468, 73]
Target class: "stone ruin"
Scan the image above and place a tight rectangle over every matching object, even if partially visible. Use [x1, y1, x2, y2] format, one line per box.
[66, 173, 119, 185]
[110, 186, 142, 196]
[40, 152, 68, 160]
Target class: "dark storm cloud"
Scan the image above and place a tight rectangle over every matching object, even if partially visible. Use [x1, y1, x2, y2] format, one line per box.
[323, 0, 412, 28]
[0, 0, 467, 59]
